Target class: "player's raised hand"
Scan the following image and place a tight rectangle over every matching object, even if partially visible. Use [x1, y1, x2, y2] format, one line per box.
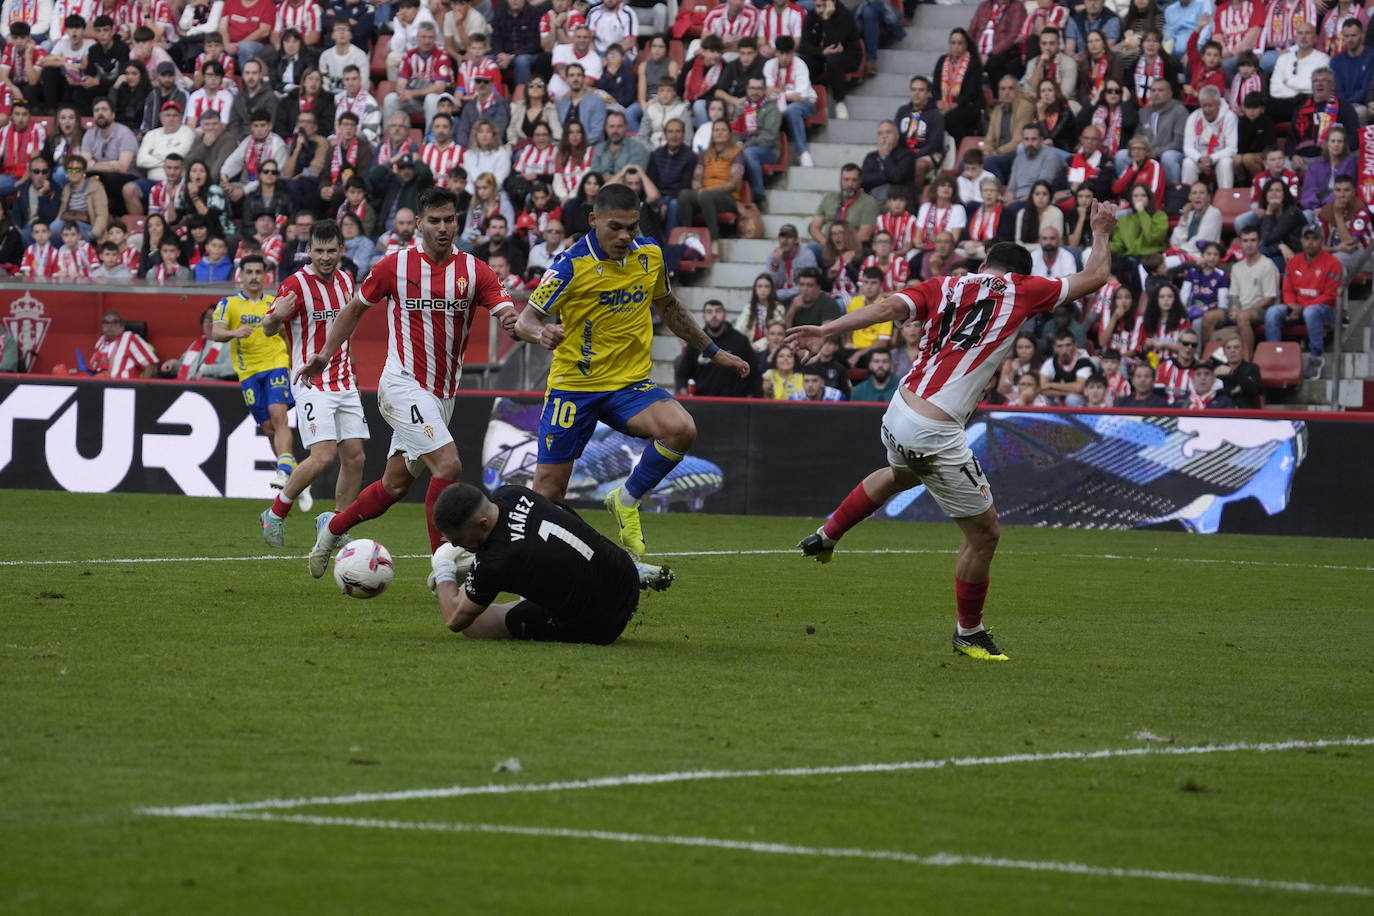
[295, 355, 327, 387]
[1090, 200, 1119, 235]
[539, 323, 565, 350]
[785, 324, 827, 362]
[711, 347, 751, 378]
[269, 291, 297, 318]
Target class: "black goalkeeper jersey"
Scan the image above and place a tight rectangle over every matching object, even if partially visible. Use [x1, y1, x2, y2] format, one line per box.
[463, 486, 638, 614]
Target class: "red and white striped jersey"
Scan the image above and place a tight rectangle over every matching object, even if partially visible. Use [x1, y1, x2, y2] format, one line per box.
[382, 233, 415, 255]
[703, 4, 758, 41]
[876, 210, 917, 251]
[115, 0, 175, 40]
[757, 2, 804, 46]
[193, 50, 238, 86]
[358, 247, 515, 397]
[895, 272, 1069, 424]
[1155, 358, 1195, 403]
[1249, 168, 1301, 202]
[56, 241, 98, 276]
[455, 57, 501, 94]
[514, 142, 558, 175]
[540, 8, 585, 37]
[0, 42, 34, 86]
[0, 120, 46, 179]
[275, 0, 322, 35]
[860, 253, 909, 292]
[421, 140, 465, 187]
[275, 264, 358, 391]
[186, 86, 235, 123]
[147, 177, 184, 216]
[20, 241, 58, 277]
[400, 48, 454, 86]
[119, 244, 140, 272]
[90, 330, 156, 378]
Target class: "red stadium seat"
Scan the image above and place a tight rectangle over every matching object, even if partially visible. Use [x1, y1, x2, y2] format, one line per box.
[955, 135, 985, 167]
[1202, 340, 1223, 361]
[1253, 341, 1303, 386]
[121, 214, 146, 234]
[715, 182, 750, 229]
[807, 85, 828, 129]
[844, 45, 867, 83]
[370, 35, 391, 81]
[408, 127, 423, 148]
[847, 367, 869, 382]
[761, 133, 789, 176]
[372, 79, 394, 105]
[672, 226, 712, 272]
[672, 0, 718, 40]
[1212, 187, 1250, 232]
[669, 39, 684, 68]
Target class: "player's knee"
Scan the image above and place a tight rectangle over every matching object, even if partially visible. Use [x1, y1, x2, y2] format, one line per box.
[660, 414, 696, 453]
[973, 519, 1001, 555]
[339, 444, 364, 471]
[433, 454, 462, 481]
[312, 441, 338, 465]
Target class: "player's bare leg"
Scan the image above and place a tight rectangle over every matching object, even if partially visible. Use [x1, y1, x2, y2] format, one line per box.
[335, 437, 365, 507]
[607, 399, 697, 557]
[800, 466, 919, 562]
[949, 507, 1007, 661]
[262, 439, 337, 547]
[461, 601, 518, 640]
[263, 402, 299, 492]
[532, 461, 576, 503]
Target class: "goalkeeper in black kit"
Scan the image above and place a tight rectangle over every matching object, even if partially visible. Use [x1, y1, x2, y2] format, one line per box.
[428, 483, 675, 643]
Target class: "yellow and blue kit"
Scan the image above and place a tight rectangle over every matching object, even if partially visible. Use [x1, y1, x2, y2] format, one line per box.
[213, 290, 293, 424]
[528, 233, 675, 463]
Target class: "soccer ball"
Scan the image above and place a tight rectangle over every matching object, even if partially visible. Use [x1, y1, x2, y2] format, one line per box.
[333, 539, 395, 599]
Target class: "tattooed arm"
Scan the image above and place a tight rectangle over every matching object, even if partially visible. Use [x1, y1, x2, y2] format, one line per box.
[653, 293, 751, 379]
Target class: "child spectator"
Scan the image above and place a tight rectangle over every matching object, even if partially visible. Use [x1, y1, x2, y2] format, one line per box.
[860, 230, 908, 291]
[90, 241, 132, 280]
[153, 236, 190, 283]
[1141, 283, 1190, 359]
[53, 222, 96, 278]
[955, 149, 996, 207]
[1180, 242, 1229, 321]
[1180, 33, 1225, 108]
[1099, 348, 1132, 401]
[1014, 371, 1050, 407]
[193, 235, 234, 282]
[1083, 373, 1112, 407]
[875, 187, 917, 258]
[843, 267, 893, 367]
[1236, 146, 1299, 233]
[643, 78, 690, 150]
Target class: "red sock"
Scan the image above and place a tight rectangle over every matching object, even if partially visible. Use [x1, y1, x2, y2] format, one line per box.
[821, 483, 882, 541]
[425, 477, 455, 552]
[329, 481, 400, 536]
[269, 494, 293, 520]
[955, 577, 990, 631]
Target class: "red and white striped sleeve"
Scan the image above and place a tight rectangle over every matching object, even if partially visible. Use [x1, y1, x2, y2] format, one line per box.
[358, 251, 396, 307]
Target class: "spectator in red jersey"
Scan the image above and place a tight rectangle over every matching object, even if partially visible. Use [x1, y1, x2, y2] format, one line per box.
[968, 0, 1028, 88]
[0, 99, 45, 198]
[1266, 227, 1343, 379]
[382, 22, 451, 130]
[218, 0, 272, 70]
[159, 307, 236, 379]
[1153, 327, 1203, 402]
[90, 310, 157, 379]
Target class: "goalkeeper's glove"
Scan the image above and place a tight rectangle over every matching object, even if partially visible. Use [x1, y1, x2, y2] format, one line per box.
[428, 543, 476, 593]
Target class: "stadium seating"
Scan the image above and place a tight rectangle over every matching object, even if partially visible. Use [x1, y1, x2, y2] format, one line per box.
[1202, 340, 1223, 361]
[1212, 187, 1251, 232]
[807, 86, 828, 129]
[955, 136, 985, 168]
[1253, 341, 1303, 386]
[370, 35, 390, 81]
[762, 134, 790, 177]
[671, 227, 712, 273]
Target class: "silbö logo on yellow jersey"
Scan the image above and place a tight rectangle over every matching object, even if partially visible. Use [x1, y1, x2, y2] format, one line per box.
[598, 286, 646, 313]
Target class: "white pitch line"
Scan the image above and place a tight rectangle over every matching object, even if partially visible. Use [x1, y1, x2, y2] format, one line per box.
[136, 736, 1374, 819]
[7, 549, 1374, 573]
[176, 811, 1374, 898]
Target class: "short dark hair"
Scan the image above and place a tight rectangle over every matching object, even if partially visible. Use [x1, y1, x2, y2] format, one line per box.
[239, 254, 268, 270]
[1101, 348, 1122, 360]
[862, 266, 884, 281]
[594, 182, 641, 213]
[250, 109, 271, 124]
[431, 112, 453, 127]
[1054, 331, 1076, 343]
[1041, 26, 1060, 39]
[774, 35, 795, 53]
[700, 34, 724, 53]
[165, 152, 183, 163]
[65, 13, 85, 28]
[1085, 373, 1107, 387]
[432, 482, 488, 533]
[202, 61, 222, 76]
[840, 162, 860, 175]
[738, 36, 757, 50]
[1335, 175, 1357, 187]
[100, 241, 119, 253]
[343, 64, 360, 75]
[983, 241, 1032, 276]
[1239, 225, 1260, 238]
[92, 13, 113, 28]
[132, 25, 153, 42]
[418, 185, 461, 214]
[159, 237, 181, 249]
[703, 298, 725, 310]
[9, 21, 28, 36]
[337, 111, 359, 125]
[310, 219, 344, 247]
[796, 266, 823, 283]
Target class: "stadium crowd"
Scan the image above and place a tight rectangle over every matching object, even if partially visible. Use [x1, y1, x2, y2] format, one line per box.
[0, 0, 1361, 406]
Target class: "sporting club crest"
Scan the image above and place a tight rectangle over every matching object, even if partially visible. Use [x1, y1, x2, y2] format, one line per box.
[3, 293, 51, 372]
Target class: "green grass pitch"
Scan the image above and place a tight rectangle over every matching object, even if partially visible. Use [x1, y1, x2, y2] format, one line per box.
[3, 488, 1372, 915]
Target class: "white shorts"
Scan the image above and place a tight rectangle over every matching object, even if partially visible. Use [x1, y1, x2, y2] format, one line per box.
[377, 363, 455, 477]
[293, 383, 370, 449]
[880, 395, 993, 520]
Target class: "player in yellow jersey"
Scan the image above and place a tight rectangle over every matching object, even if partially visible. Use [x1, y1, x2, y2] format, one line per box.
[514, 183, 751, 556]
[211, 255, 306, 500]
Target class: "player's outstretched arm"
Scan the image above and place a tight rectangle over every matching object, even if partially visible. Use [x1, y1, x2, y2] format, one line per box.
[1062, 201, 1119, 305]
[786, 294, 912, 361]
[296, 295, 369, 384]
[654, 293, 751, 378]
